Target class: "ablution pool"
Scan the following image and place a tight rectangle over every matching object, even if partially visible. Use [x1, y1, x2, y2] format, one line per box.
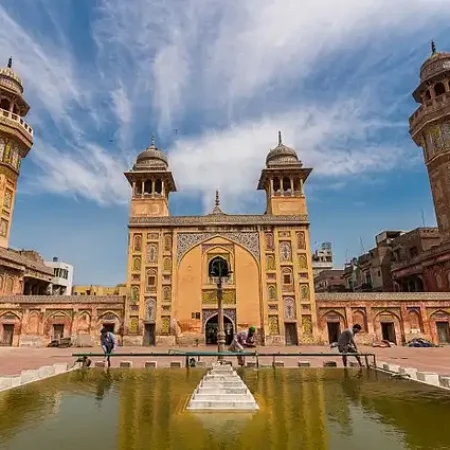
[0, 368, 449, 450]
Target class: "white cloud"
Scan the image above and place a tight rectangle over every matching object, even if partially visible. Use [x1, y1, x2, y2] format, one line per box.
[1, 0, 449, 207]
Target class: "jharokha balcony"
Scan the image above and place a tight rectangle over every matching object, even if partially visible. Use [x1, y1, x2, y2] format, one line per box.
[0, 107, 33, 142]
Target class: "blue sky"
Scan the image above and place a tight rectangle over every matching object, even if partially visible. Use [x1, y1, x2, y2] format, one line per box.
[1, 0, 449, 285]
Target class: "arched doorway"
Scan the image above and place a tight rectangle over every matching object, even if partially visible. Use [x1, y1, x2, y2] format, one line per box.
[205, 314, 234, 345]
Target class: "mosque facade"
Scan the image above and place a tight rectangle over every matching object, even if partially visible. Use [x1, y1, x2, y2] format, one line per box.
[2, 46, 450, 347]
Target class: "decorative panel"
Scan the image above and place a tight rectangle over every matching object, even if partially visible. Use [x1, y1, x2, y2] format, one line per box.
[268, 304, 278, 312]
[132, 256, 141, 271]
[268, 315, 280, 335]
[265, 232, 274, 251]
[133, 235, 142, 252]
[280, 241, 292, 262]
[202, 290, 236, 305]
[129, 317, 139, 334]
[300, 284, 310, 301]
[177, 232, 260, 262]
[296, 231, 306, 250]
[267, 284, 277, 301]
[130, 286, 139, 303]
[146, 244, 158, 264]
[163, 257, 172, 272]
[301, 315, 312, 336]
[164, 234, 172, 252]
[162, 286, 172, 303]
[283, 296, 296, 320]
[266, 254, 275, 271]
[298, 254, 308, 269]
[145, 298, 156, 322]
[278, 231, 290, 238]
[147, 233, 159, 240]
[161, 316, 170, 334]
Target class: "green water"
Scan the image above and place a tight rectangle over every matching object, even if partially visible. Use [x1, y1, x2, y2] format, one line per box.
[0, 368, 449, 450]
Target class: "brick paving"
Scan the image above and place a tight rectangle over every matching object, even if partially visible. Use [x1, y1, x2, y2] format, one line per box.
[0, 345, 449, 377]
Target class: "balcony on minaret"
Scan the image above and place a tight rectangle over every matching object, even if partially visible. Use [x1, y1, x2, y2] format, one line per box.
[409, 43, 450, 142]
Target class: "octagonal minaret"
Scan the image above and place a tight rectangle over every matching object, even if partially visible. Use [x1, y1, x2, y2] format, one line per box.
[410, 42, 450, 237]
[0, 58, 34, 248]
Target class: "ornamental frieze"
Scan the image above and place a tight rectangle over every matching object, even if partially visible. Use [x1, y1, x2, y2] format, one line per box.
[202, 289, 236, 305]
[130, 214, 308, 227]
[177, 232, 260, 262]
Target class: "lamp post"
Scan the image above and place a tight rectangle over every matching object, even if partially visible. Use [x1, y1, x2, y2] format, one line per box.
[209, 257, 231, 362]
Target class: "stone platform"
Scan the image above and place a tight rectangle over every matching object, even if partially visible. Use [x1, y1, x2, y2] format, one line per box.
[186, 363, 259, 411]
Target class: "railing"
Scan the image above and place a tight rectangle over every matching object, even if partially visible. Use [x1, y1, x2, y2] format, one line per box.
[73, 350, 377, 369]
[0, 108, 33, 137]
[409, 91, 450, 130]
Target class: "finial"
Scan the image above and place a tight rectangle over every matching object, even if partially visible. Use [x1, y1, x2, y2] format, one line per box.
[215, 189, 220, 207]
[150, 134, 155, 146]
[278, 130, 282, 146]
[431, 40, 436, 55]
[7, 57, 12, 69]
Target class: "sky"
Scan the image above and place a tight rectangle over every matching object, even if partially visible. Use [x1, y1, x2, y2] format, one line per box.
[1, 0, 449, 286]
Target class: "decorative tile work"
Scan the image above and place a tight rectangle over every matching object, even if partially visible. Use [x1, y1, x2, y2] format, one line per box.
[202, 289, 236, 305]
[301, 315, 312, 336]
[147, 233, 159, 240]
[161, 316, 170, 334]
[132, 256, 141, 271]
[145, 298, 156, 322]
[163, 257, 172, 272]
[129, 317, 139, 334]
[163, 234, 172, 252]
[130, 286, 139, 303]
[298, 254, 308, 269]
[146, 244, 158, 264]
[202, 308, 236, 328]
[266, 254, 275, 270]
[296, 231, 306, 250]
[280, 241, 292, 262]
[267, 284, 277, 301]
[278, 231, 290, 238]
[133, 235, 142, 252]
[177, 232, 260, 262]
[265, 232, 274, 251]
[131, 214, 309, 227]
[268, 315, 280, 335]
[300, 284, 310, 301]
[283, 296, 296, 319]
[268, 304, 278, 312]
[162, 286, 171, 303]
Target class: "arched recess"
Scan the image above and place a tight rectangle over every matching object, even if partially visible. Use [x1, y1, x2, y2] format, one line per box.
[0, 98, 10, 110]
[97, 311, 121, 334]
[429, 310, 450, 344]
[204, 247, 234, 285]
[176, 235, 261, 334]
[204, 312, 235, 345]
[435, 82, 446, 97]
[77, 311, 91, 335]
[374, 309, 402, 344]
[352, 309, 367, 332]
[321, 310, 346, 344]
[0, 311, 20, 322]
[27, 311, 40, 335]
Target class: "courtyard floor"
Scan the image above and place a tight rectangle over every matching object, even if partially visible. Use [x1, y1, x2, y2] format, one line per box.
[0, 344, 449, 377]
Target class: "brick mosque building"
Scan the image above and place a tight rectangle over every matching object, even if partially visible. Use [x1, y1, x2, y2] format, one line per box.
[1, 45, 450, 347]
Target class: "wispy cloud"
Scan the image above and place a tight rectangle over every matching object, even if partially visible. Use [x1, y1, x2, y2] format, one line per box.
[1, 0, 449, 209]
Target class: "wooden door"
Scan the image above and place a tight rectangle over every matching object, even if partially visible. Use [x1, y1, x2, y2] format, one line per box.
[285, 323, 298, 346]
[2, 324, 14, 346]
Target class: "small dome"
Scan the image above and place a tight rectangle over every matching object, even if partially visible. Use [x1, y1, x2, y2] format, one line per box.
[420, 43, 450, 83]
[0, 58, 23, 94]
[133, 137, 168, 171]
[266, 132, 301, 167]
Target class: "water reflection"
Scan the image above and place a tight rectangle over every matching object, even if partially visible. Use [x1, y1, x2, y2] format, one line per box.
[1, 368, 450, 450]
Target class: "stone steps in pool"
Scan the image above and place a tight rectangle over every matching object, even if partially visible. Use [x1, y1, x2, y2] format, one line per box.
[187, 363, 259, 411]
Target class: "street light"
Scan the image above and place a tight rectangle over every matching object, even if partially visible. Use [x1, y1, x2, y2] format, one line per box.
[209, 257, 232, 361]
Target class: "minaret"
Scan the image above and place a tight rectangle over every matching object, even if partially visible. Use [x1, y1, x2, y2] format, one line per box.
[0, 58, 33, 248]
[257, 131, 312, 215]
[410, 41, 450, 237]
[124, 136, 176, 218]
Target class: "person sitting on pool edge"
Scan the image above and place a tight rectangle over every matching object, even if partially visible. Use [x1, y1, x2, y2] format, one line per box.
[338, 324, 362, 368]
[228, 326, 256, 366]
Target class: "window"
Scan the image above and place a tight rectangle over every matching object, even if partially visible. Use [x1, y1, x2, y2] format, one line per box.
[282, 268, 293, 287]
[146, 270, 157, 288]
[191, 312, 201, 320]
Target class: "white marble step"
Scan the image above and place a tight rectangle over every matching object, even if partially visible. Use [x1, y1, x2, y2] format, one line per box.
[196, 387, 249, 394]
[187, 400, 259, 410]
[192, 393, 255, 401]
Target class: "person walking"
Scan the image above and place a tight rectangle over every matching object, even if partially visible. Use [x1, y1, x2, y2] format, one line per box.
[228, 326, 256, 366]
[100, 327, 117, 368]
[337, 324, 362, 367]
